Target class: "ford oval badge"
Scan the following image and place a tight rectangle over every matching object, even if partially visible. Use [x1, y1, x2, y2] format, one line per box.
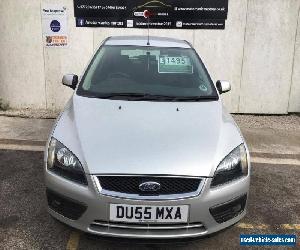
[139, 181, 161, 192]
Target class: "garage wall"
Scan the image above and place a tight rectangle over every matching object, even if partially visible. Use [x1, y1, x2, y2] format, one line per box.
[0, 0, 46, 109]
[0, 0, 299, 114]
[239, 0, 300, 113]
[289, 6, 300, 112]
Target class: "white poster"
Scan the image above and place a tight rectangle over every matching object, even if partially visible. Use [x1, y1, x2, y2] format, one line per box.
[41, 5, 68, 47]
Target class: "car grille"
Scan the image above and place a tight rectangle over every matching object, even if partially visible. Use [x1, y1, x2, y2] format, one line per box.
[97, 176, 202, 196]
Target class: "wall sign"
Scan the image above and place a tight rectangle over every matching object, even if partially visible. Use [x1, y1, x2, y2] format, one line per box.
[42, 5, 68, 47]
[73, 0, 228, 29]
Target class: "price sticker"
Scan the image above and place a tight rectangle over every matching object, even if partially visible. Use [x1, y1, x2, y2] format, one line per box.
[158, 56, 193, 73]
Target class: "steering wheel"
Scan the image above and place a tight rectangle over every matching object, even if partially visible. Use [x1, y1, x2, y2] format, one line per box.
[108, 72, 130, 79]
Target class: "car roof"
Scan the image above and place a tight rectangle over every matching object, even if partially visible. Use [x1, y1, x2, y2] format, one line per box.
[104, 36, 192, 49]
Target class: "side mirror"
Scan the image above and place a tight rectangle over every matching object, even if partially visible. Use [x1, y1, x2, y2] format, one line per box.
[62, 74, 78, 90]
[216, 80, 231, 94]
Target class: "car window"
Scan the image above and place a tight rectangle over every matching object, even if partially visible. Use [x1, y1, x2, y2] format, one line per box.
[78, 45, 218, 100]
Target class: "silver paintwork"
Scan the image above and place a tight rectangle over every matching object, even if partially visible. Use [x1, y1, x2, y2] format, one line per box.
[104, 36, 191, 48]
[45, 36, 251, 239]
[52, 96, 244, 177]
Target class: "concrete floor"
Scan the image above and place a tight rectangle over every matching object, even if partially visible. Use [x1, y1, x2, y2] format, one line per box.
[0, 150, 299, 250]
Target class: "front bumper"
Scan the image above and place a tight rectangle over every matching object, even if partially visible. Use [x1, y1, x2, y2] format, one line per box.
[45, 171, 250, 239]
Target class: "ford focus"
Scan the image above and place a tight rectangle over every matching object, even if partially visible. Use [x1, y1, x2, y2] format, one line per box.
[45, 36, 250, 238]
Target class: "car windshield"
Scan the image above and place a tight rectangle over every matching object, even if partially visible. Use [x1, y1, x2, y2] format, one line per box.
[77, 45, 218, 101]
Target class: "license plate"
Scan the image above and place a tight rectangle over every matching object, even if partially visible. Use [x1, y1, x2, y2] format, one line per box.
[110, 204, 189, 223]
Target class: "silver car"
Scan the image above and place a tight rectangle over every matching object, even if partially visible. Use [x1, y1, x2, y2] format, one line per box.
[45, 36, 250, 239]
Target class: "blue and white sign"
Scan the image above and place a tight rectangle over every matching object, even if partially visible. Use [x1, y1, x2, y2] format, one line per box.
[42, 5, 68, 47]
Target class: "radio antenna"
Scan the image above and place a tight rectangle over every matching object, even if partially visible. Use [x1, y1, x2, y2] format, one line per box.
[144, 10, 150, 45]
[147, 18, 150, 45]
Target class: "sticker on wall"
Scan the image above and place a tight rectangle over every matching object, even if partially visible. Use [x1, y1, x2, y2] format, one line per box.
[42, 5, 68, 47]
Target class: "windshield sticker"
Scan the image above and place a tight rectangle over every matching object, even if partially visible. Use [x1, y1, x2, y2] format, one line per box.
[158, 56, 193, 74]
[199, 84, 208, 92]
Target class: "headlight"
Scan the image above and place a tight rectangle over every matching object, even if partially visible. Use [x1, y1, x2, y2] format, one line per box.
[211, 144, 248, 187]
[47, 138, 87, 185]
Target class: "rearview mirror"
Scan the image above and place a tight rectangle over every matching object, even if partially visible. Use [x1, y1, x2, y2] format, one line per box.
[62, 74, 78, 90]
[216, 80, 231, 94]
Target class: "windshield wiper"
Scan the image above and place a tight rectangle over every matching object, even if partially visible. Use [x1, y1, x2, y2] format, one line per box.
[171, 96, 219, 102]
[86, 93, 218, 101]
[90, 93, 146, 99]
[89, 93, 176, 100]
[140, 94, 218, 101]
